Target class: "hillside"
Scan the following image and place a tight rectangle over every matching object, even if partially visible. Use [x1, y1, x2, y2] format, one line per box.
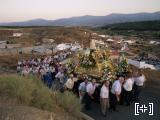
[0, 11, 160, 26]
[101, 20, 160, 30]
[0, 27, 92, 47]
[95, 20, 160, 40]
[0, 75, 83, 120]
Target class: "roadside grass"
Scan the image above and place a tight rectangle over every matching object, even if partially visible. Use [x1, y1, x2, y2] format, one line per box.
[55, 91, 82, 117]
[0, 74, 82, 119]
[143, 69, 160, 85]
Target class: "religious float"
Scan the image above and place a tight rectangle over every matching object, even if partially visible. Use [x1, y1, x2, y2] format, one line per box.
[66, 39, 130, 81]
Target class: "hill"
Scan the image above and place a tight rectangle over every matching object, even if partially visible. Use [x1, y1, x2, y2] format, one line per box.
[0, 27, 92, 47]
[101, 20, 160, 31]
[0, 11, 160, 26]
[0, 75, 83, 120]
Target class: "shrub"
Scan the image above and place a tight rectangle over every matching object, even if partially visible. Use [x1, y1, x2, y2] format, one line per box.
[143, 69, 160, 84]
[55, 91, 82, 118]
[0, 74, 82, 118]
[0, 75, 34, 104]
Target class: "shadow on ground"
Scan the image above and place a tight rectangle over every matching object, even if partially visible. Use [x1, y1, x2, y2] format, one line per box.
[82, 88, 160, 120]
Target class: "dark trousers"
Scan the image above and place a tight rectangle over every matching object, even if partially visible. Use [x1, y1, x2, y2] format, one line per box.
[124, 90, 131, 105]
[134, 85, 143, 102]
[132, 84, 137, 102]
[84, 93, 92, 110]
[130, 89, 135, 102]
[120, 88, 131, 105]
[109, 92, 118, 111]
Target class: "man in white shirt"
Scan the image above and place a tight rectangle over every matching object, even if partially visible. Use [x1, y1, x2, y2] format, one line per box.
[109, 76, 124, 112]
[84, 79, 97, 110]
[100, 80, 110, 116]
[79, 79, 88, 102]
[65, 74, 76, 90]
[22, 66, 30, 76]
[134, 69, 146, 102]
[55, 71, 64, 84]
[121, 73, 134, 106]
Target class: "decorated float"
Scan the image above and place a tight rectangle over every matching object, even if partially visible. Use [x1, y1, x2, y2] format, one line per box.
[66, 39, 130, 81]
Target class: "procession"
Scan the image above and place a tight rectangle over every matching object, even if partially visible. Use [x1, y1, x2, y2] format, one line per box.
[16, 40, 146, 117]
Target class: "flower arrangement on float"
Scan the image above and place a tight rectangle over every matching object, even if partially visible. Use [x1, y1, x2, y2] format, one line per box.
[67, 48, 129, 81]
[65, 59, 75, 74]
[116, 53, 129, 77]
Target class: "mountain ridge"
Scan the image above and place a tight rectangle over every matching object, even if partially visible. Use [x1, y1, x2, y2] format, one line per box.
[0, 11, 160, 26]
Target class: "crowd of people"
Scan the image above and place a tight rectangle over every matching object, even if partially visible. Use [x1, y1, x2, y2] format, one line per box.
[17, 53, 146, 117]
[17, 51, 71, 77]
[78, 70, 146, 117]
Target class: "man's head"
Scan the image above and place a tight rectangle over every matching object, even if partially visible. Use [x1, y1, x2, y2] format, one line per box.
[104, 80, 110, 87]
[118, 76, 124, 84]
[126, 72, 132, 79]
[92, 79, 97, 85]
[70, 74, 74, 79]
[138, 69, 143, 76]
[84, 79, 88, 84]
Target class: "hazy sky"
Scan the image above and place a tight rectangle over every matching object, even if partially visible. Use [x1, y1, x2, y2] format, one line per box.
[0, 0, 160, 22]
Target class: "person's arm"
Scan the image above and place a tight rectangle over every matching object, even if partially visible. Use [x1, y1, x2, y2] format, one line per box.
[115, 92, 120, 102]
[143, 75, 146, 88]
[115, 85, 120, 102]
[87, 85, 94, 99]
[78, 84, 83, 96]
[88, 92, 94, 99]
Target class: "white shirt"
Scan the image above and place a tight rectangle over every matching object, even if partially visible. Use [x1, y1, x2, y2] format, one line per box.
[86, 83, 96, 95]
[111, 80, 122, 95]
[123, 78, 133, 91]
[55, 72, 64, 83]
[135, 75, 146, 86]
[49, 66, 55, 73]
[55, 72, 63, 79]
[22, 69, 30, 76]
[40, 69, 46, 76]
[100, 85, 109, 99]
[65, 78, 75, 89]
[79, 82, 88, 92]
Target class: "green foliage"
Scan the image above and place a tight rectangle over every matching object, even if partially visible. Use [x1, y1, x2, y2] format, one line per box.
[0, 75, 54, 110]
[66, 60, 75, 74]
[0, 75, 82, 118]
[116, 58, 128, 76]
[55, 91, 82, 118]
[79, 52, 96, 69]
[102, 21, 160, 31]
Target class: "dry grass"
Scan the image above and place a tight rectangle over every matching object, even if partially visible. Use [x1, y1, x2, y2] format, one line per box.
[0, 74, 82, 120]
[5, 27, 92, 47]
[0, 54, 44, 70]
[143, 69, 160, 85]
[0, 55, 19, 72]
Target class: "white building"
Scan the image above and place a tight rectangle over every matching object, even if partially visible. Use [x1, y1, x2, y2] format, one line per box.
[98, 35, 107, 38]
[56, 43, 71, 51]
[106, 39, 115, 42]
[13, 33, 23, 37]
[0, 41, 7, 44]
[123, 40, 136, 44]
[149, 40, 160, 45]
[90, 39, 107, 49]
[127, 59, 158, 70]
[127, 59, 145, 68]
[71, 44, 82, 51]
[42, 38, 55, 43]
[0, 41, 7, 49]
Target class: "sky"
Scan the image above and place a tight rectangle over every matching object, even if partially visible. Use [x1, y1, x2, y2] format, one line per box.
[0, 0, 160, 22]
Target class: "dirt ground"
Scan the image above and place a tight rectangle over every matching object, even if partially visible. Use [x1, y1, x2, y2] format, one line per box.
[0, 99, 80, 120]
